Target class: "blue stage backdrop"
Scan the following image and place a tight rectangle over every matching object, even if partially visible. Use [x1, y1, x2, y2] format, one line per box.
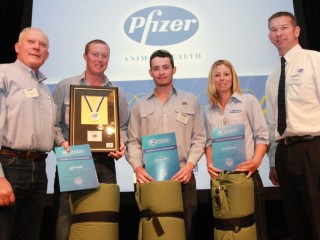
[33, 0, 294, 192]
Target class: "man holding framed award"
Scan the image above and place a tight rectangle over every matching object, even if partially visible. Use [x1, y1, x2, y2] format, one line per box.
[52, 39, 130, 240]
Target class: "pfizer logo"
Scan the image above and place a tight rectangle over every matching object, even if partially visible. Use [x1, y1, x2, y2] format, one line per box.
[124, 6, 199, 46]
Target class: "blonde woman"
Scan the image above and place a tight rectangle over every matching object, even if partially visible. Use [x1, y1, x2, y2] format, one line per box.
[204, 60, 269, 240]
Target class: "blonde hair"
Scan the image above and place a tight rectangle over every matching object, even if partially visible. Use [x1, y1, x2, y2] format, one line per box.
[207, 59, 241, 105]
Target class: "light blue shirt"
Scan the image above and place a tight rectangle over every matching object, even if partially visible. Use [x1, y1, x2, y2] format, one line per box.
[0, 60, 56, 151]
[204, 92, 269, 161]
[0, 60, 56, 177]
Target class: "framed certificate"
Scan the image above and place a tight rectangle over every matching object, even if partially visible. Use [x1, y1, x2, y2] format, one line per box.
[69, 85, 120, 152]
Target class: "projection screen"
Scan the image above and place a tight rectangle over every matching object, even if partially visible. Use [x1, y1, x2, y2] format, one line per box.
[32, 0, 294, 192]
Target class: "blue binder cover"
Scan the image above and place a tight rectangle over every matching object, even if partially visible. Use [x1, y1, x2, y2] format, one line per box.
[211, 124, 246, 170]
[142, 132, 180, 181]
[55, 144, 99, 192]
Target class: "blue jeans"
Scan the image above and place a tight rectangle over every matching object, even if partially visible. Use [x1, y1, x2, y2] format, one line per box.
[0, 155, 47, 240]
[54, 154, 116, 240]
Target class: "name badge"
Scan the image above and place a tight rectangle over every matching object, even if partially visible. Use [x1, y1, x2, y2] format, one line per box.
[24, 88, 39, 98]
[177, 112, 189, 125]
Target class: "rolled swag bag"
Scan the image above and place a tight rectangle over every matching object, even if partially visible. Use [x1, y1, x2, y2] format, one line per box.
[69, 183, 120, 240]
[135, 180, 186, 240]
[211, 171, 256, 240]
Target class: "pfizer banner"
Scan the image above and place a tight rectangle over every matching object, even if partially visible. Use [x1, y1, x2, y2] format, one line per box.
[33, 0, 294, 192]
[123, 6, 199, 46]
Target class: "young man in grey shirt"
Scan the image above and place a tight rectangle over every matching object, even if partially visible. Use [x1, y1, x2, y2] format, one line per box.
[126, 49, 206, 240]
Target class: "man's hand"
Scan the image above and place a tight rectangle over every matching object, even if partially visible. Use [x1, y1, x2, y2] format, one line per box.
[172, 162, 194, 184]
[134, 166, 154, 183]
[0, 177, 15, 206]
[61, 141, 70, 152]
[269, 167, 279, 186]
[236, 159, 260, 178]
[207, 163, 222, 179]
[108, 142, 125, 160]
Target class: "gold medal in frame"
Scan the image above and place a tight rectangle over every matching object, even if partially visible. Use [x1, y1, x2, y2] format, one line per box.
[69, 85, 120, 152]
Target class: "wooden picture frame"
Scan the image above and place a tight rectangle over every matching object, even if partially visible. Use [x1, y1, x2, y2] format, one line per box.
[69, 85, 120, 152]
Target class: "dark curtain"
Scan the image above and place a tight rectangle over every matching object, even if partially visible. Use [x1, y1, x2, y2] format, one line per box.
[0, 0, 319, 61]
[300, 0, 320, 51]
[0, 0, 33, 64]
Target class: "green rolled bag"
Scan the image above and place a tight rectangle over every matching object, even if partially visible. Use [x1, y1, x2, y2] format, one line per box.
[211, 171, 256, 240]
[135, 180, 186, 240]
[68, 183, 120, 240]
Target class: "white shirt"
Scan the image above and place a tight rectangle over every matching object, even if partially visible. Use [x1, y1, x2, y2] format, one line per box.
[265, 44, 320, 166]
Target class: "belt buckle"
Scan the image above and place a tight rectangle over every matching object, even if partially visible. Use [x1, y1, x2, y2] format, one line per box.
[26, 151, 33, 159]
[234, 225, 241, 233]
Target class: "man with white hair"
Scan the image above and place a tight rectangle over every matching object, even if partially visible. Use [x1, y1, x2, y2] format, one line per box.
[0, 27, 56, 240]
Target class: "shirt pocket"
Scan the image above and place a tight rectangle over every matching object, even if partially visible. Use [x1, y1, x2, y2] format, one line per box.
[226, 110, 247, 126]
[139, 107, 156, 135]
[287, 71, 314, 102]
[173, 104, 195, 127]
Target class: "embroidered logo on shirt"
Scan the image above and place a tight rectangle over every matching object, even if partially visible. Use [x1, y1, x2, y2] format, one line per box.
[182, 101, 187, 105]
[297, 68, 303, 73]
[229, 110, 243, 113]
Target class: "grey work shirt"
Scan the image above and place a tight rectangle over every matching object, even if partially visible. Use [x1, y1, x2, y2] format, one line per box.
[53, 72, 130, 146]
[126, 87, 206, 170]
[203, 92, 269, 161]
[0, 60, 56, 152]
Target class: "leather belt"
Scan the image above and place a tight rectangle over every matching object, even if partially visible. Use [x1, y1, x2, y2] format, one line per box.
[214, 214, 255, 233]
[0, 147, 47, 160]
[72, 211, 119, 224]
[278, 135, 319, 145]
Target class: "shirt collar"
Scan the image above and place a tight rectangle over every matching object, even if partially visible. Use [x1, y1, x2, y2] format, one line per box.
[209, 91, 243, 109]
[15, 59, 47, 82]
[283, 44, 302, 63]
[80, 72, 112, 87]
[146, 86, 177, 100]
[231, 92, 243, 102]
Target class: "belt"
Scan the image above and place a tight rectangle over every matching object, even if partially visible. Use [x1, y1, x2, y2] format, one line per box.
[214, 214, 255, 233]
[0, 147, 47, 160]
[278, 135, 320, 145]
[72, 211, 119, 224]
[140, 209, 184, 237]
